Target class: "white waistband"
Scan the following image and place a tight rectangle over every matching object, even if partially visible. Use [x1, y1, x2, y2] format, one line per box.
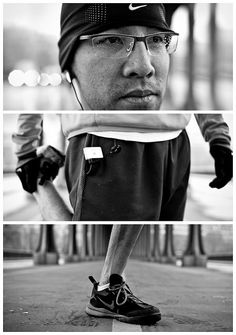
[88, 130, 182, 142]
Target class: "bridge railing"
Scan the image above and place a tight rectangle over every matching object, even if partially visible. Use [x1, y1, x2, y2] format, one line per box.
[28, 224, 222, 267]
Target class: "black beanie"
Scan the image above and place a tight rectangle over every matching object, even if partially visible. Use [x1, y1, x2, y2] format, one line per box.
[58, 3, 176, 72]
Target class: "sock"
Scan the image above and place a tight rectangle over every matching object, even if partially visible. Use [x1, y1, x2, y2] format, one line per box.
[97, 283, 109, 291]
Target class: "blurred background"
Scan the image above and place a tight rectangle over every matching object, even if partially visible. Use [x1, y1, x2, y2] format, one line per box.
[3, 113, 233, 221]
[3, 224, 233, 262]
[3, 3, 233, 110]
[3, 223, 233, 285]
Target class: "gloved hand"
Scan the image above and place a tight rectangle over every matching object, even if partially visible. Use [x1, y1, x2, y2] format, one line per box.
[15, 146, 65, 193]
[16, 151, 40, 193]
[38, 146, 65, 185]
[209, 145, 233, 189]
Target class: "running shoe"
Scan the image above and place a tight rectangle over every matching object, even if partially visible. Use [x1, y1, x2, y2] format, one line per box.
[86, 273, 161, 325]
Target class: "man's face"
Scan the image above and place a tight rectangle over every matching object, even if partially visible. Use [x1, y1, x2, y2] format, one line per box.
[72, 26, 170, 110]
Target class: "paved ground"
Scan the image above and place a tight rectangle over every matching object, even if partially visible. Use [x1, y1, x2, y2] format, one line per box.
[3, 260, 232, 332]
[3, 173, 233, 221]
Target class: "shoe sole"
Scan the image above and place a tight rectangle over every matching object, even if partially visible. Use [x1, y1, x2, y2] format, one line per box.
[86, 305, 161, 325]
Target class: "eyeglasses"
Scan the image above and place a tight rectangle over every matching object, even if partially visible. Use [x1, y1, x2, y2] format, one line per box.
[79, 32, 179, 59]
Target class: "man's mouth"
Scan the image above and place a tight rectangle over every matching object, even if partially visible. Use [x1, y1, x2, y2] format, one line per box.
[124, 89, 157, 98]
[121, 89, 158, 104]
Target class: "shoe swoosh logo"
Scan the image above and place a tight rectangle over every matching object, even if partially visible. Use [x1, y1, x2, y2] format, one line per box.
[129, 4, 148, 11]
[97, 296, 115, 310]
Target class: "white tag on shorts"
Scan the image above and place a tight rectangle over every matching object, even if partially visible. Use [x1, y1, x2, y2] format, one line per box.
[83, 147, 103, 160]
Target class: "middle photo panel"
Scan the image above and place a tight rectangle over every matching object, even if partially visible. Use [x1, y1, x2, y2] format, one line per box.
[4, 113, 233, 221]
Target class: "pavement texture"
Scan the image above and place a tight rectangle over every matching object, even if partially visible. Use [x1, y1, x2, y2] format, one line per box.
[3, 260, 232, 332]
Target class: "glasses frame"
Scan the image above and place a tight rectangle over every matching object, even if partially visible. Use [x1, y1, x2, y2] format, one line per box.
[79, 32, 179, 57]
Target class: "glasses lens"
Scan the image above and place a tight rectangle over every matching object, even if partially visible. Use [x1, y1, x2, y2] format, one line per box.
[147, 34, 178, 55]
[165, 34, 178, 54]
[92, 35, 134, 58]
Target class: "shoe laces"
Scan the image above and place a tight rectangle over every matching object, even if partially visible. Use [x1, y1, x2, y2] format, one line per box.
[109, 281, 144, 307]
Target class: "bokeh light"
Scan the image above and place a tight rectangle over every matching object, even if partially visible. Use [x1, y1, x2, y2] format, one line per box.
[49, 73, 62, 86]
[8, 70, 62, 87]
[24, 70, 40, 87]
[8, 70, 24, 87]
[39, 73, 50, 86]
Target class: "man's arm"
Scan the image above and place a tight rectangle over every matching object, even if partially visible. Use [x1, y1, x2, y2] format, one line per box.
[12, 114, 44, 159]
[194, 114, 231, 149]
[12, 114, 73, 220]
[12, 114, 44, 193]
[195, 114, 232, 188]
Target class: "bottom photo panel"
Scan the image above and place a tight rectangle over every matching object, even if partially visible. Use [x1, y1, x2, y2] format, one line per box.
[3, 223, 232, 332]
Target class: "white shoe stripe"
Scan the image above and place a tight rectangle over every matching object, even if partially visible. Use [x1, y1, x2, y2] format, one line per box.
[112, 319, 142, 332]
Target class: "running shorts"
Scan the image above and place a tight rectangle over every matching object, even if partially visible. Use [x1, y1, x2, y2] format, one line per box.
[65, 130, 190, 221]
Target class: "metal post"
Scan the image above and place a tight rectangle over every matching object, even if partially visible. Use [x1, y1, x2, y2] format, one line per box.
[94, 225, 100, 257]
[90, 224, 96, 258]
[161, 225, 176, 264]
[81, 225, 89, 259]
[87, 224, 94, 259]
[152, 225, 162, 262]
[64, 224, 79, 262]
[34, 224, 59, 265]
[182, 224, 207, 266]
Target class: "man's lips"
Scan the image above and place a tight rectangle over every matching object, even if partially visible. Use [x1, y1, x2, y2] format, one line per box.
[123, 89, 157, 99]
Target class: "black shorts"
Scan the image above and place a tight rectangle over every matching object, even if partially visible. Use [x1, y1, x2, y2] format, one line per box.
[65, 131, 190, 221]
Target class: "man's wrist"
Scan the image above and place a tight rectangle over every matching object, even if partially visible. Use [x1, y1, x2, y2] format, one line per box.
[17, 150, 37, 167]
[210, 144, 232, 159]
[210, 139, 232, 153]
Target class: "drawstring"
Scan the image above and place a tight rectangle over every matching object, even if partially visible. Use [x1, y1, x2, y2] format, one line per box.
[109, 139, 121, 155]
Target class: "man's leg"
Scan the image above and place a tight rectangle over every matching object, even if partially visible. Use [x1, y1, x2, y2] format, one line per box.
[86, 224, 161, 325]
[99, 224, 143, 286]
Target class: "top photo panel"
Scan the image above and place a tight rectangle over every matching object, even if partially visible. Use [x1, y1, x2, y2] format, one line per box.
[3, 3, 233, 111]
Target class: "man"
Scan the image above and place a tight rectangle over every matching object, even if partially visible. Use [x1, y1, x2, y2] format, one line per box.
[12, 4, 232, 325]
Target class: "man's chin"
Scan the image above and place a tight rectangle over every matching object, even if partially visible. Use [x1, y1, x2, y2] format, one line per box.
[116, 95, 162, 110]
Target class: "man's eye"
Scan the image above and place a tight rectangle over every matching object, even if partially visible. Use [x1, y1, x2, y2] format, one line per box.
[96, 36, 123, 46]
[152, 35, 164, 44]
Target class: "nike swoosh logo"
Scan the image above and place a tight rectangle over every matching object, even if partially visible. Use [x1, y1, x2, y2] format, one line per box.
[129, 4, 148, 11]
[97, 296, 115, 310]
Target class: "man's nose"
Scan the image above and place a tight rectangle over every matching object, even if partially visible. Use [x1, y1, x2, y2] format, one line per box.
[122, 41, 155, 78]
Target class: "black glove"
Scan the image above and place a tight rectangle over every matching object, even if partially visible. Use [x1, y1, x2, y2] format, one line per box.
[38, 146, 65, 185]
[16, 151, 40, 193]
[38, 158, 60, 185]
[209, 145, 233, 189]
[15, 146, 65, 193]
